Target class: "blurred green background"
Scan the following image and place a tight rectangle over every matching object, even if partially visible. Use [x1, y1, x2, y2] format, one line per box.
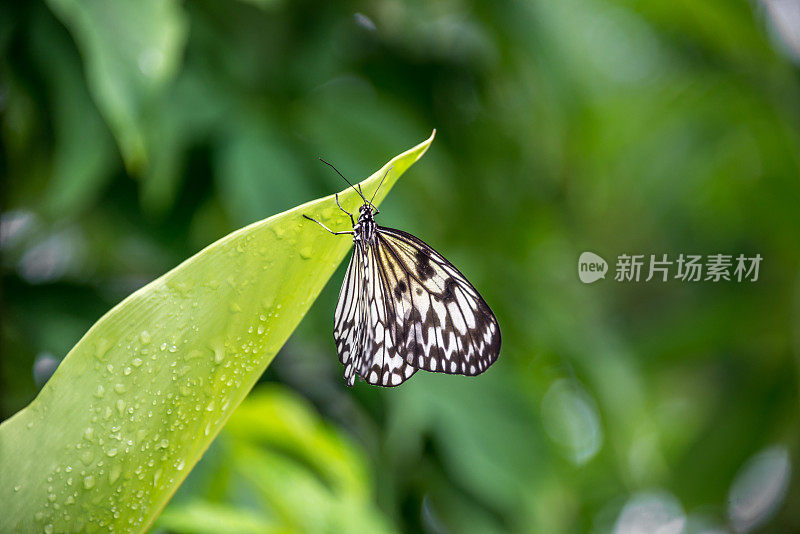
[2, 0, 799, 532]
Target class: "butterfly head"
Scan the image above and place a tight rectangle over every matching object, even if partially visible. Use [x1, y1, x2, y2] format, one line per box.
[358, 203, 376, 221]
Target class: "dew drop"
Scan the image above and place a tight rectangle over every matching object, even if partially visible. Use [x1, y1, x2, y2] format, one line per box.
[93, 385, 105, 399]
[106, 448, 118, 457]
[132, 358, 143, 367]
[95, 338, 112, 360]
[114, 383, 126, 394]
[83, 475, 95, 489]
[80, 449, 94, 465]
[184, 349, 203, 361]
[140, 331, 152, 345]
[299, 246, 313, 259]
[109, 464, 122, 484]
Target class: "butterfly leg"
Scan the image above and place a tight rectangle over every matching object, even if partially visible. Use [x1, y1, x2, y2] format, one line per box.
[335, 194, 355, 225]
[302, 214, 354, 236]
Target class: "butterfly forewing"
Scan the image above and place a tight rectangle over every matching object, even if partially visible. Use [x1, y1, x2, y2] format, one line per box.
[375, 227, 501, 376]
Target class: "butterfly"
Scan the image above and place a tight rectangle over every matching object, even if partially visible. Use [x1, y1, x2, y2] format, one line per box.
[303, 160, 501, 387]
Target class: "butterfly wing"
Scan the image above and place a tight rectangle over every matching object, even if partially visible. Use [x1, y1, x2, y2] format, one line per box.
[375, 226, 501, 376]
[333, 245, 364, 387]
[334, 241, 417, 387]
[354, 243, 417, 386]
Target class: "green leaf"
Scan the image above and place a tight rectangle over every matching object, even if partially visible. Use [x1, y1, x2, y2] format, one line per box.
[29, 8, 117, 219]
[140, 71, 228, 216]
[219, 387, 393, 533]
[224, 387, 370, 499]
[0, 131, 435, 532]
[157, 386, 393, 533]
[45, 0, 189, 171]
[155, 501, 281, 534]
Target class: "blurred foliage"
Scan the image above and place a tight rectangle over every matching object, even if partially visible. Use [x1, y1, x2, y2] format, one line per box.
[2, 0, 800, 532]
[155, 386, 393, 534]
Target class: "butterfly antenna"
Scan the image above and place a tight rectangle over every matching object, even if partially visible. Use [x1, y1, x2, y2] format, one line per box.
[369, 165, 393, 205]
[319, 158, 367, 203]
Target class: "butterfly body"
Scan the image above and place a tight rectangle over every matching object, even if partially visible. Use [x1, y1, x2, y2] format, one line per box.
[352, 204, 377, 245]
[305, 166, 501, 388]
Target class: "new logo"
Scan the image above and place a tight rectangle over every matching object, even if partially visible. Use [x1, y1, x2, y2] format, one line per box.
[578, 252, 608, 284]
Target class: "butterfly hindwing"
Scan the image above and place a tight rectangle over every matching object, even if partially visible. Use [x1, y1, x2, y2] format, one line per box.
[334, 242, 416, 387]
[333, 245, 363, 386]
[357, 244, 417, 386]
[375, 227, 501, 376]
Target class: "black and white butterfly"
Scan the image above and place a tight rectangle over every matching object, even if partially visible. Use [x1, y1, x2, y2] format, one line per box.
[304, 161, 501, 387]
